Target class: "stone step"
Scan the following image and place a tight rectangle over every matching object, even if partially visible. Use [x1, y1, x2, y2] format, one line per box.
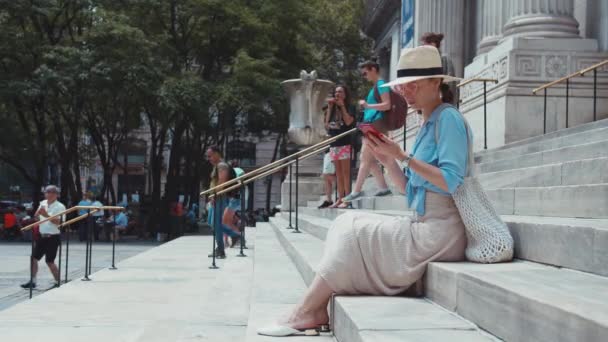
[339, 183, 608, 219]
[477, 139, 608, 174]
[245, 222, 334, 342]
[474, 126, 608, 164]
[474, 117, 608, 161]
[426, 261, 608, 342]
[295, 209, 608, 277]
[273, 213, 608, 342]
[487, 183, 608, 218]
[267, 216, 499, 342]
[478, 157, 608, 188]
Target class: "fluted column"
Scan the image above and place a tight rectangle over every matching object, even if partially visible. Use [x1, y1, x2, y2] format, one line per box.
[477, 0, 507, 54]
[502, 0, 580, 39]
[415, 0, 466, 76]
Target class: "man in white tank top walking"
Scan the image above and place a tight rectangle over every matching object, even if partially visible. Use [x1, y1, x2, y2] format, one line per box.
[20, 185, 66, 289]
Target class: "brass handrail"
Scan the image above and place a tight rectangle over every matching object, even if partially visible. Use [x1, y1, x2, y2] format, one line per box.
[210, 146, 324, 198]
[457, 77, 498, 88]
[200, 127, 358, 197]
[533, 59, 607, 94]
[532, 70, 581, 94]
[59, 209, 100, 228]
[20, 205, 126, 231]
[580, 59, 608, 75]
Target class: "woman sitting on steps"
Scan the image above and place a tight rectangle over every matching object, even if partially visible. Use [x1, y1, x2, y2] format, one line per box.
[258, 45, 469, 337]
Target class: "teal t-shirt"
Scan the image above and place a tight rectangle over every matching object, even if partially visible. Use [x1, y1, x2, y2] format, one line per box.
[363, 79, 390, 123]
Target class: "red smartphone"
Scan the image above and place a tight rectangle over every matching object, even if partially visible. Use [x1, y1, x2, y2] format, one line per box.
[358, 123, 385, 141]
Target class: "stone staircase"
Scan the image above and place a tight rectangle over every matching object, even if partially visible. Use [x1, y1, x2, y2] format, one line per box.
[247, 118, 608, 342]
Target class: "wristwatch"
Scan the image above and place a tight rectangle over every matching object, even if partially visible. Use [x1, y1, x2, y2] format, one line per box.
[400, 153, 413, 169]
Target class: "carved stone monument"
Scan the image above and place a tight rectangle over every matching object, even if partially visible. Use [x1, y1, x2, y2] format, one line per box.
[281, 71, 335, 210]
[281, 70, 335, 145]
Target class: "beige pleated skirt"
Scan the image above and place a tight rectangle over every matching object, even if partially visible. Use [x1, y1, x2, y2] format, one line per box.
[317, 191, 467, 295]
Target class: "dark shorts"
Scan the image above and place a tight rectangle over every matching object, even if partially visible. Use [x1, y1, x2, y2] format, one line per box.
[33, 235, 60, 263]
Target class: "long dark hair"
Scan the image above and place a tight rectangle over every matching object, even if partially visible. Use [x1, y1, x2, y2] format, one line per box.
[331, 84, 352, 123]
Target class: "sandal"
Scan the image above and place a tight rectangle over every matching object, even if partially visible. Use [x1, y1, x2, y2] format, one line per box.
[257, 324, 330, 337]
[328, 199, 343, 208]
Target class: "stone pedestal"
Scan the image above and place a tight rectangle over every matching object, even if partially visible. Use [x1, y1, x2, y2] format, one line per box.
[280, 149, 325, 211]
[460, 37, 608, 151]
[461, 0, 608, 151]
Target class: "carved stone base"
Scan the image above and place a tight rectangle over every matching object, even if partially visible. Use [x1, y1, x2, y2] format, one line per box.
[460, 37, 608, 150]
[280, 149, 325, 211]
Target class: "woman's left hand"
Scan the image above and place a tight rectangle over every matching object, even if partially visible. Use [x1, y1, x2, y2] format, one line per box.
[366, 134, 406, 162]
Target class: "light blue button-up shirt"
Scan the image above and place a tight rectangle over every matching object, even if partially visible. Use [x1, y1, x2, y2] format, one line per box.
[406, 103, 470, 216]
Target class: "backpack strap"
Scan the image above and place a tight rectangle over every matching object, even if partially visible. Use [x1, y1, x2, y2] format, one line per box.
[433, 104, 475, 177]
[373, 83, 381, 105]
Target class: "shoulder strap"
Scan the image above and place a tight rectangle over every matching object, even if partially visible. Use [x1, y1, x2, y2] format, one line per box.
[433, 104, 475, 177]
[373, 83, 381, 104]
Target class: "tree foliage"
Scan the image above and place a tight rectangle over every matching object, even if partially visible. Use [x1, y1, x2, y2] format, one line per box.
[0, 0, 371, 217]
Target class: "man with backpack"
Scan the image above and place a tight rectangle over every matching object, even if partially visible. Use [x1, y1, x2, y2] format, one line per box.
[342, 59, 407, 204]
[206, 146, 242, 259]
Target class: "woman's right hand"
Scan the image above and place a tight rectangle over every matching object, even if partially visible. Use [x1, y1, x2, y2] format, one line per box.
[363, 137, 395, 167]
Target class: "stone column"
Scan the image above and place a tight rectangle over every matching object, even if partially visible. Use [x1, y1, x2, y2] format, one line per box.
[477, 0, 507, 54]
[415, 0, 466, 76]
[502, 0, 580, 39]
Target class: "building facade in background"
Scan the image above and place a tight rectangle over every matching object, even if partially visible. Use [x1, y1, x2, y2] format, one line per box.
[364, 0, 608, 151]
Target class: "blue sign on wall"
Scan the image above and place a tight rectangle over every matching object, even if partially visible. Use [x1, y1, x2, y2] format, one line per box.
[401, 0, 415, 49]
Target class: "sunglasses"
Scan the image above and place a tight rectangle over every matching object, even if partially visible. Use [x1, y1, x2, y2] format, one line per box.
[391, 82, 418, 93]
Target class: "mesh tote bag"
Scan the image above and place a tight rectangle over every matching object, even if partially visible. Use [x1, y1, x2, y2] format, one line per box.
[435, 105, 514, 263]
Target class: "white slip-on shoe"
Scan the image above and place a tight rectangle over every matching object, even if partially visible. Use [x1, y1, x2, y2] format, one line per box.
[257, 324, 320, 337]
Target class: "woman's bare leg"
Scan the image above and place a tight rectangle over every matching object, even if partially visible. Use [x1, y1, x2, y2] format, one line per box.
[334, 161, 344, 200]
[323, 174, 334, 202]
[339, 159, 351, 197]
[281, 274, 333, 329]
[354, 142, 387, 193]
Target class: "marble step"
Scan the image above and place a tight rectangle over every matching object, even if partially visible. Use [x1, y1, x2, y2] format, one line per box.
[474, 117, 608, 162]
[245, 222, 335, 342]
[270, 215, 608, 342]
[477, 139, 608, 174]
[426, 261, 608, 342]
[322, 183, 608, 219]
[295, 209, 608, 277]
[267, 216, 499, 342]
[474, 126, 608, 164]
[478, 157, 608, 189]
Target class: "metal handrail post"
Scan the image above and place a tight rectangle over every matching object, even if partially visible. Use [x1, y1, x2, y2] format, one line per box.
[543, 89, 548, 134]
[593, 69, 597, 121]
[88, 213, 94, 279]
[483, 81, 488, 150]
[566, 78, 570, 128]
[237, 183, 246, 257]
[286, 164, 294, 229]
[64, 223, 70, 283]
[57, 214, 63, 287]
[293, 157, 301, 233]
[209, 192, 219, 269]
[82, 209, 92, 281]
[29, 230, 34, 299]
[110, 212, 117, 270]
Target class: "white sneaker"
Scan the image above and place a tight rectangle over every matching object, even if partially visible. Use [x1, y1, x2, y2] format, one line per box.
[342, 191, 364, 203]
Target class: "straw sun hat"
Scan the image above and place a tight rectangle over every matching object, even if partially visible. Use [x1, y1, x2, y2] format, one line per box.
[382, 45, 462, 88]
